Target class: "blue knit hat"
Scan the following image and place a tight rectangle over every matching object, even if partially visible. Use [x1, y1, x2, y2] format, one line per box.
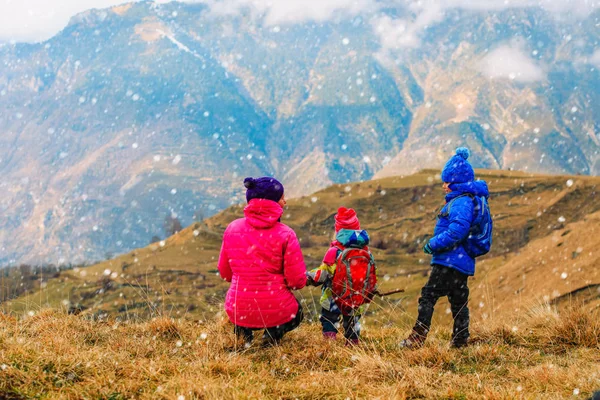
[441, 147, 475, 184]
[244, 177, 284, 203]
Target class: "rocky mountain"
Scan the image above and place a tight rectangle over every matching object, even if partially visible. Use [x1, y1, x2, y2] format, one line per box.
[0, 1, 599, 264]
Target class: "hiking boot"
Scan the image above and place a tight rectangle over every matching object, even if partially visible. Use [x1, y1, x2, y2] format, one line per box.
[323, 332, 337, 340]
[450, 339, 468, 349]
[399, 332, 426, 349]
[261, 332, 282, 348]
[234, 326, 254, 345]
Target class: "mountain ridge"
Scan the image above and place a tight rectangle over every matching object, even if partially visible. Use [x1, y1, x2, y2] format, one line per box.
[0, 1, 599, 264]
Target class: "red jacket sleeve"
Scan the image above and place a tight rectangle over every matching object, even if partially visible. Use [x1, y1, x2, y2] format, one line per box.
[322, 246, 339, 265]
[217, 234, 232, 282]
[283, 230, 307, 290]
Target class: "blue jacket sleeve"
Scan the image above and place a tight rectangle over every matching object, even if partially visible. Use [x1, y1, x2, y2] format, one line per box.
[428, 197, 474, 252]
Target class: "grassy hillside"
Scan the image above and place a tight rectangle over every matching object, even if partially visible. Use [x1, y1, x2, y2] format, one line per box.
[3, 169, 600, 328]
[2, 169, 600, 399]
[0, 308, 598, 399]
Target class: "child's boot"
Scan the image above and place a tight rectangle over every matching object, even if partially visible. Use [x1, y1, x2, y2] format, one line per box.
[323, 331, 337, 340]
[399, 331, 426, 349]
[450, 338, 468, 349]
[345, 338, 359, 347]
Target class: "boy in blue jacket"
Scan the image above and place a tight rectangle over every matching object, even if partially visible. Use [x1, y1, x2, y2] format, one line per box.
[401, 148, 489, 349]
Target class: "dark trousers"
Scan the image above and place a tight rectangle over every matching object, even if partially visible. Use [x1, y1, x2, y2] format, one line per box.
[320, 307, 361, 341]
[234, 300, 304, 343]
[413, 265, 470, 344]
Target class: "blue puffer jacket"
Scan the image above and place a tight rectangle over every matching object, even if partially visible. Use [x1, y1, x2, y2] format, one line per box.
[428, 180, 490, 276]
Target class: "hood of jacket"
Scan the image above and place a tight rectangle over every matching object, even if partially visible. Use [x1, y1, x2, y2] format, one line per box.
[447, 180, 490, 202]
[335, 229, 370, 248]
[244, 198, 283, 229]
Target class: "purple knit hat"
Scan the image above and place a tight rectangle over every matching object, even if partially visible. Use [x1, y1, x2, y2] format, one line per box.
[244, 177, 284, 203]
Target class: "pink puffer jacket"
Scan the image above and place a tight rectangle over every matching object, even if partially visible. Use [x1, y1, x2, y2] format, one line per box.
[218, 199, 307, 328]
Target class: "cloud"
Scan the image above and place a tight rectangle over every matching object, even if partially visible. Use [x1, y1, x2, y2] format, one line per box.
[372, 4, 445, 50]
[0, 0, 597, 43]
[590, 50, 600, 68]
[442, 0, 597, 15]
[0, 0, 137, 43]
[371, 0, 598, 56]
[206, 0, 378, 26]
[479, 41, 546, 83]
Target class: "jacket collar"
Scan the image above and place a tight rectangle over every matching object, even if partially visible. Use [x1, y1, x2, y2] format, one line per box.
[244, 199, 283, 229]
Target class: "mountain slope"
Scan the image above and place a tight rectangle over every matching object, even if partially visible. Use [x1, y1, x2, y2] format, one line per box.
[4, 170, 599, 326]
[0, 2, 599, 264]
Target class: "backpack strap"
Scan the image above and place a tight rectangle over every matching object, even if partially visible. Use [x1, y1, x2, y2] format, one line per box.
[361, 251, 376, 298]
[338, 247, 355, 297]
[439, 193, 475, 218]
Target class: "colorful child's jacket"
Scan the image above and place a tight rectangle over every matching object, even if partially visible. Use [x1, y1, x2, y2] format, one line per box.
[307, 229, 375, 315]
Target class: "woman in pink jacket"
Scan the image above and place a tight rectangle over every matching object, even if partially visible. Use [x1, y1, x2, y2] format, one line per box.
[218, 177, 307, 346]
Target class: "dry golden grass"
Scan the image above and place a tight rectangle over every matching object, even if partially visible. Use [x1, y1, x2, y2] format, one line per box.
[1, 306, 598, 399]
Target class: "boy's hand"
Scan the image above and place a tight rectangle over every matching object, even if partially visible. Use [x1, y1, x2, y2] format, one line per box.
[423, 243, 434, 255]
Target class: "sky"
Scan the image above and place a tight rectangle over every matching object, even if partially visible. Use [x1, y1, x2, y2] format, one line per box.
[0, 0, 598, 43]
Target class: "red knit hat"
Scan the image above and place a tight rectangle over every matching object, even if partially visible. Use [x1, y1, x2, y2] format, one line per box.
[335, 207, 360, 232]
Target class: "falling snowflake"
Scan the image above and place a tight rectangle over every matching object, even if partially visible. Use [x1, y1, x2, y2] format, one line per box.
[557, 216, 566, 223]
[342, 37, 350, 45]
[561, 272, 568, 279]
[566, 179, 574, 188]
[172, 155, 182, 165]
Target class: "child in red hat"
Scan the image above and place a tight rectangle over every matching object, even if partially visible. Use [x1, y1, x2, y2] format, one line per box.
[307, 207, 377, 345]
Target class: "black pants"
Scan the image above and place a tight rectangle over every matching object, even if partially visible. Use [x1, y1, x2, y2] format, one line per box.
[413, 265, 470, 344]
[320, 307, 361, 341]
[234, 300, 304, 343]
